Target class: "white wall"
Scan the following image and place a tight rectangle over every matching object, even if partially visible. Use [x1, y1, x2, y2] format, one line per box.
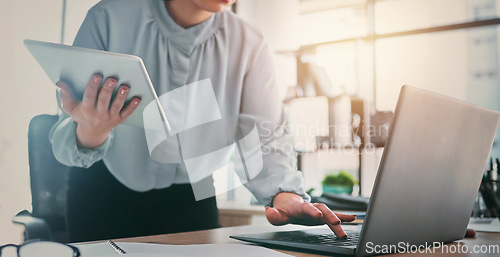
[238, 0, 300, 51]
[0, 0, 98, 244]
[238, 0, 300, 93]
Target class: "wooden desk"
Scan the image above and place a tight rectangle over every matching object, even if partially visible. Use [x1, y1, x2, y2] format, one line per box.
[113, 224, 500, 257]
[217, 201, 265, 227]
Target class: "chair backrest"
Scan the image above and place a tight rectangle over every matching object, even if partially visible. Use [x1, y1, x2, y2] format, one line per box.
[28, 114, 70, 219]
[27, 114, 73, 242]
[28, 114, 113, 243]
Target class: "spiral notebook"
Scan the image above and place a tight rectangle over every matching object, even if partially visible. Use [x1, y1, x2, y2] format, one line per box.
[76, 242, 292, 257]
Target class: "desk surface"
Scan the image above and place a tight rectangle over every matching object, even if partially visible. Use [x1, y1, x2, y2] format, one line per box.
[113, 224, 500, 257]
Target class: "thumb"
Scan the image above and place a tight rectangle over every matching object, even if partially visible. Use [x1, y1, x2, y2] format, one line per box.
[265, 207, 289, 225]
[56, 81, 78, 115]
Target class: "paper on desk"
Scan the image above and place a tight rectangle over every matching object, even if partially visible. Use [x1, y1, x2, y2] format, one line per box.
[468, 218, 500, 232]
[90, 254, 174, 257]
[77, 242, 293, 257]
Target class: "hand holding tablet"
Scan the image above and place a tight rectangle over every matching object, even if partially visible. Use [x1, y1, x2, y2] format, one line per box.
[24, 39, 171, 134]
[56, 75, 142, 148]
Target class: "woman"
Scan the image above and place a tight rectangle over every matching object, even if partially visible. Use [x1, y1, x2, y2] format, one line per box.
[51, 0, 355, 242]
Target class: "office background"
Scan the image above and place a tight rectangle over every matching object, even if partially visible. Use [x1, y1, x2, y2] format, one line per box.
[1, 0, 500, 244]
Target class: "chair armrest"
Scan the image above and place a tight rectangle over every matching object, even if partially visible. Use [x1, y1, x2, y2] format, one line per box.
[12, 210, 53, 241]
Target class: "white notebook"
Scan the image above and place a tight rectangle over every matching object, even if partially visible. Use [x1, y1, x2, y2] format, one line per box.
[76, 242, 292, 257]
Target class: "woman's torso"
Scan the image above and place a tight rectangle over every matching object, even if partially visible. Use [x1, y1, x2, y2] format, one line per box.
[73, 0, 265, 191]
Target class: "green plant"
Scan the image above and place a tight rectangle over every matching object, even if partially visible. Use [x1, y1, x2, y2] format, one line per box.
[322, 170, 356, 187]
[306, 188, 315, 195]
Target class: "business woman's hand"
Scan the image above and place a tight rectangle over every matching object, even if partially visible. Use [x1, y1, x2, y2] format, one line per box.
[56, 75, 141, 149]
[265, 192, 357, 238]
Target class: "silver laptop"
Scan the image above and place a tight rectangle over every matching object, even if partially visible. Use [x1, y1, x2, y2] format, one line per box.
[231, 85, 500, 256]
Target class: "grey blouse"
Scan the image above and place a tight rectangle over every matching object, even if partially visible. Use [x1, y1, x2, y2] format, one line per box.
[49, 0, 309, 206]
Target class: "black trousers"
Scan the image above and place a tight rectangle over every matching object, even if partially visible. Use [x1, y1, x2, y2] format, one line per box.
[66, 161, 220, 243]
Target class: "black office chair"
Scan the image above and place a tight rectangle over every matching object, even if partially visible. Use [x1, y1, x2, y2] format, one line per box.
[11, 114, 106, 243]
[12, 114, 69, 242]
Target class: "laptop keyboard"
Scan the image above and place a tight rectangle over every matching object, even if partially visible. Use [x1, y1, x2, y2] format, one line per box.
[273, 231, 360, 247]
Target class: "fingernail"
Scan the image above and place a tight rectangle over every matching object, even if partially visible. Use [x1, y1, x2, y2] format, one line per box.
[93, 76, 101, 83]
[134, 100, 140, 105]
[109, 81, 117, 87]
[120, 89, 126, 95]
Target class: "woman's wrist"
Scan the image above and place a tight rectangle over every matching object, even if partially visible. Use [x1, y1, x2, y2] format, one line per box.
[273, 192, 305, 207]
[75, 124, 109, 149]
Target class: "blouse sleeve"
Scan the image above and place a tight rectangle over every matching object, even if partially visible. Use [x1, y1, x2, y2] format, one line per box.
[240, 43, 311, 206]
[49, 6, 114, 168]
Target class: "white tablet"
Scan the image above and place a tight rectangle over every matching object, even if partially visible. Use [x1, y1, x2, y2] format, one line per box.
[24, 39, 171, 131]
